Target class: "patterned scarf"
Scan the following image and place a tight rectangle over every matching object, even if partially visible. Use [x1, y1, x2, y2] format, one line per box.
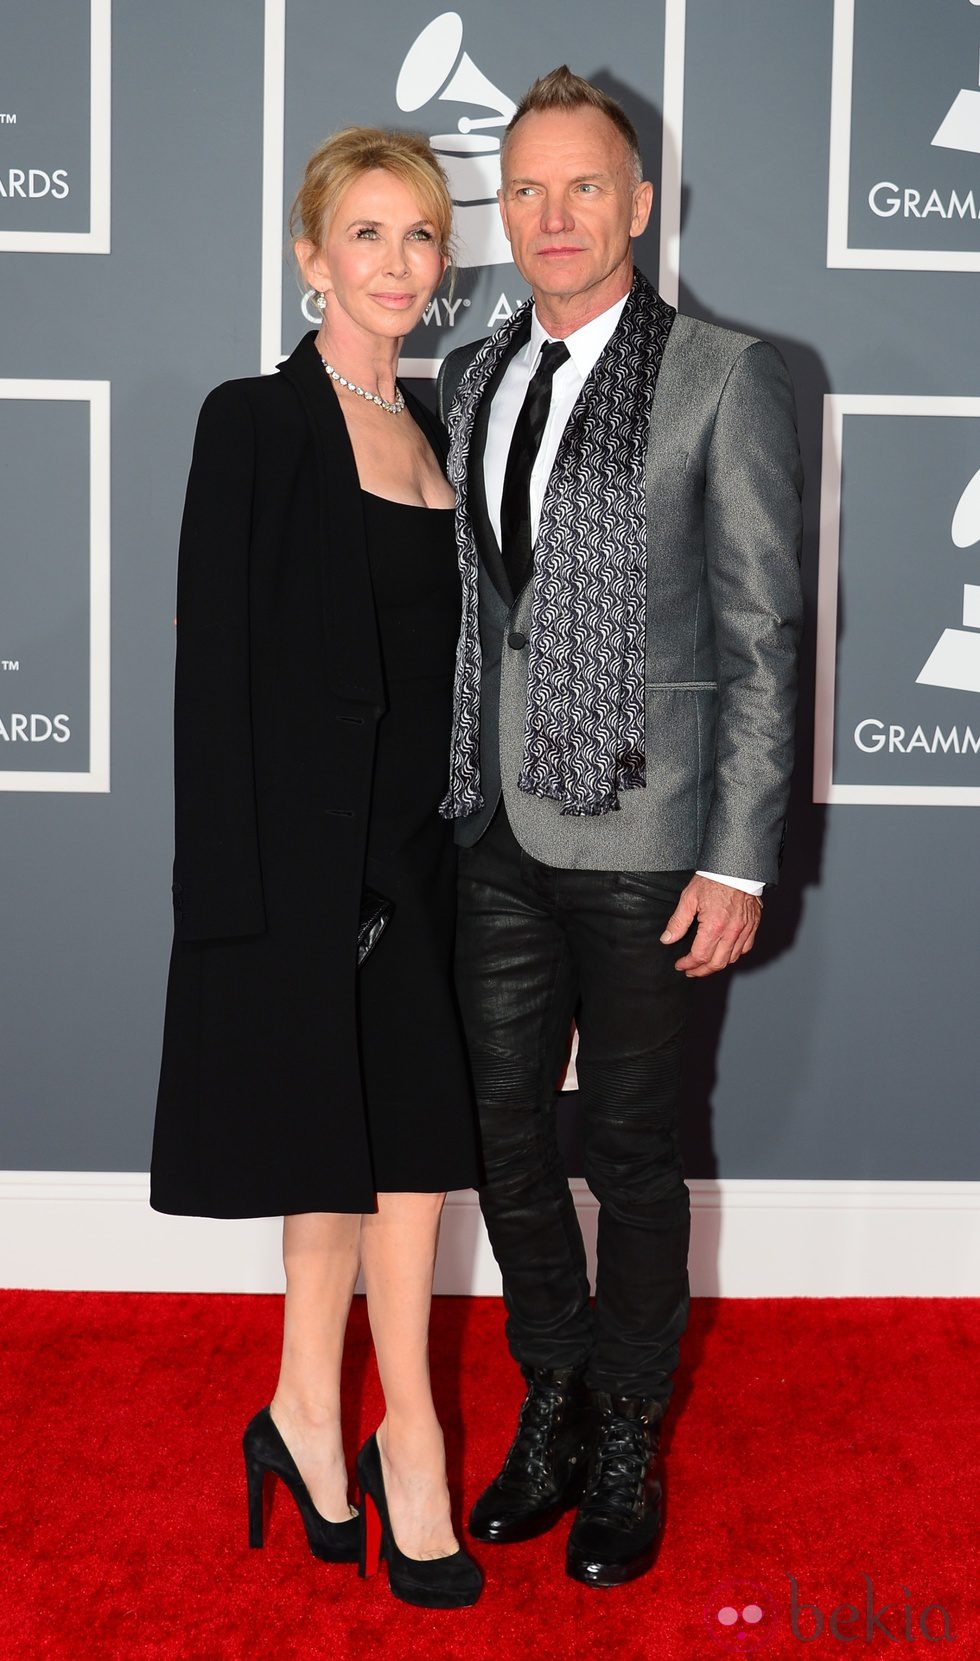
[440, 269, 676, 819]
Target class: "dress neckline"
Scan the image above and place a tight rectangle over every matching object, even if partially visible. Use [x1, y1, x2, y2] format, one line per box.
[360, 487, 455, 514]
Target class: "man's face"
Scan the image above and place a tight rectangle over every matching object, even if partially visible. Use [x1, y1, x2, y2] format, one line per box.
[498, 106, 653, 313]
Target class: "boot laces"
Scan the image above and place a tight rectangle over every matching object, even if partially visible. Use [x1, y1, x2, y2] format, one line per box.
[500, 1383, 567, 1490]
[582, 1414, 654, 1522]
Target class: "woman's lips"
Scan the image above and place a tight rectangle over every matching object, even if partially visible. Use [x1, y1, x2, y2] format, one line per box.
[371, 292, 416, 306]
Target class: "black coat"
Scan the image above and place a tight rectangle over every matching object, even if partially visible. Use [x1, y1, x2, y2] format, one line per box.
[150, 333, 448, 1218]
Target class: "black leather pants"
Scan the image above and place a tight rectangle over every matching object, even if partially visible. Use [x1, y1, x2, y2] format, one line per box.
[455, 805, 693, 1406]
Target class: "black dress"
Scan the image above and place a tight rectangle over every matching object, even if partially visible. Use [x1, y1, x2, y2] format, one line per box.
[357, 489, 481, 1193]
[151, 341, 478, 1219]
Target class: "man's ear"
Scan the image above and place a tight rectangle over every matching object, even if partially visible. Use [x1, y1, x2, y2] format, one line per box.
[630, 179, 654, 238]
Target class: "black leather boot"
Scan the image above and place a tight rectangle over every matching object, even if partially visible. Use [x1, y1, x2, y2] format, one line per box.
[565, 1392, 664, 1587]
[467, 1364, 589, 1543]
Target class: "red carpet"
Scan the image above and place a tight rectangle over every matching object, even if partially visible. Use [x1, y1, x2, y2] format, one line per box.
[1, 1292, 977, 1659]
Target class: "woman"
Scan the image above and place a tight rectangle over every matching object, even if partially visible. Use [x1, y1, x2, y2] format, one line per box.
[150, 128, 483, 1610]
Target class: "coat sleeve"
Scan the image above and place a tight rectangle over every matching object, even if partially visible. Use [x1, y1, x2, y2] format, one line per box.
[696, 340, 804, 884]
[171, 381, 266, 941]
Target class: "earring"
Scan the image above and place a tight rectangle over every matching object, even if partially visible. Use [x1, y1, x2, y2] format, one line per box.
[314, 290, 326, 313]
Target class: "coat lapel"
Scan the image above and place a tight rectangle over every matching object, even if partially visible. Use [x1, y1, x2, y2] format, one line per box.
[278, 332, 385, 710]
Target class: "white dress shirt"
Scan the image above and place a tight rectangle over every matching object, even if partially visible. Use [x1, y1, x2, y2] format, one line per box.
[483, 296, 764, 899]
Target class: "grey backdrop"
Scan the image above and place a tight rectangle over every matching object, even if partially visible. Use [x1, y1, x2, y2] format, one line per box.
[1, 402, 91, 771]
[1, 1, 977, 1182]
[2, 1, 91, 234]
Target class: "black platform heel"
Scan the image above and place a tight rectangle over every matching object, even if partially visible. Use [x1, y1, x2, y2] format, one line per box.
[356, 1432, 483, 1609]
[243, 1407, 359, 1563]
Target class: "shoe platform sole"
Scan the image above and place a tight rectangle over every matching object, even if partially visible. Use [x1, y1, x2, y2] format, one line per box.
[386, 1578, 483, 1610]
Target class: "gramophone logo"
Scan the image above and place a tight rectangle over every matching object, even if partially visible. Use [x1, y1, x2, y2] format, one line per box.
[932, 43, 980, 153]
[917, 466, 980, 695]
[828, 0, 980, 270]
[269, 0, 662, 369]
[395, 12, 516, 268]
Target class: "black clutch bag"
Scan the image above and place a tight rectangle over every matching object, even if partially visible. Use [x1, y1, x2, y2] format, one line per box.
[358, 886, 393, 966]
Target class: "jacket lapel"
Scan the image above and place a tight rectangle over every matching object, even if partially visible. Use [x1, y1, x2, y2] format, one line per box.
[278, 332, 385, 710]
[448, 309, 532, 608]
[468, 338, 522, 605]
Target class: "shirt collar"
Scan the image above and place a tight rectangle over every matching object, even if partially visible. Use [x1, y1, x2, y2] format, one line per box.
[527, 291, 630, 379]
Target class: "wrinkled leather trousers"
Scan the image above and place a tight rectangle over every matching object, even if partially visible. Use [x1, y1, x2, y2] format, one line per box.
[455, 806, 693, 1406]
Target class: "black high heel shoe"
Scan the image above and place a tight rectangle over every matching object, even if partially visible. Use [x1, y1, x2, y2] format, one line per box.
[356, 1432, 483, 1609]
[243, 1407, 359, 1563]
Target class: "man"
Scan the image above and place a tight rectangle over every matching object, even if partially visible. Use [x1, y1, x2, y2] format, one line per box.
[438, 68, 803, 1588]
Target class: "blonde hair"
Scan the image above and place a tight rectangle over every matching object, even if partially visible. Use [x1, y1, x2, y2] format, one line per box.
[289, 126, 454, 259]
[502, 66, 643, 183]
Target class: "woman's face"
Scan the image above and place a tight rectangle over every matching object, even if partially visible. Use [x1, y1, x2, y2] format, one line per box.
[307, 167, 446, 341]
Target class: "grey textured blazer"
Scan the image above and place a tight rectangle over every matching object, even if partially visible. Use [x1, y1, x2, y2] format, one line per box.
[438, 306, 804, 886]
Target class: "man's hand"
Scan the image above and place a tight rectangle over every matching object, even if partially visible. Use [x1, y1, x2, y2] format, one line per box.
[660, 876, 763, 978]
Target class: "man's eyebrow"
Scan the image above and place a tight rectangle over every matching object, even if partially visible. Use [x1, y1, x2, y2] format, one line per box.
[506, 172, 613, 186]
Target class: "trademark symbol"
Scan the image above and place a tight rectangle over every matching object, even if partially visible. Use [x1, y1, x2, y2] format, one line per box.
[2, 661, 20, 671]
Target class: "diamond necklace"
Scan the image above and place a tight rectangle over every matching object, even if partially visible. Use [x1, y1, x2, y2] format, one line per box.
[318, 355, 405, 415]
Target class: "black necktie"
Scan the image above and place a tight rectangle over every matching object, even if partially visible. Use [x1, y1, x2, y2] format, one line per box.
[499, 339, 571, 596]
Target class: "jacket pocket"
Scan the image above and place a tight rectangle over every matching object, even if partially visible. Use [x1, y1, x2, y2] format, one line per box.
[645, 680, 718, 691]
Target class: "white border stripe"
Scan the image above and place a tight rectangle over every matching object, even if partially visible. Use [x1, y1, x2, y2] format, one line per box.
[0, 0, 111, 254]
[0, 380, 110, 792]
[659, 0, 686, 308]
[1, 1174, 978, 1296]
[813, 395, 842, 805]
[260, 0, 287, 375]
[814, 393, 980, 807]
[827, 0, 980, 272]
[826, 0, 855, 271]
[88, 0, 112, 253]
[88, 381, 111, 792]
[830, 247, 980, 273]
